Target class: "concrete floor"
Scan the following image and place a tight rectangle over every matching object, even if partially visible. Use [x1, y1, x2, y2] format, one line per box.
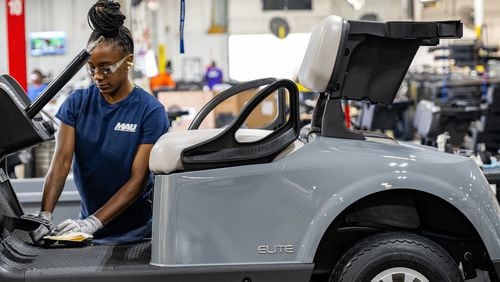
[467, 270, 494, 281]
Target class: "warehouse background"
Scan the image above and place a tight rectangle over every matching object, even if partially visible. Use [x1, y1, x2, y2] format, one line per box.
[1, 0, 498, 85]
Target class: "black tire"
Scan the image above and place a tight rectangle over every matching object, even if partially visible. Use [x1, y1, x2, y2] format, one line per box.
[330, 232, 463, 282]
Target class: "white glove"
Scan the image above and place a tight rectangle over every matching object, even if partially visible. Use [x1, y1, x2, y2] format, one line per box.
[55, 215, 103, 235]
[30, 211, 55, 242]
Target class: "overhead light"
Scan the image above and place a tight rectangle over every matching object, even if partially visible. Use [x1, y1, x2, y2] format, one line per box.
[419, 0, 441, 8]
[147, 0, 159, 11]
[346, 0, 365, 11]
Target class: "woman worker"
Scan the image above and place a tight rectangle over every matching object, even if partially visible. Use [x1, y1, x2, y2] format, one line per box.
[33, 0, 169, 245]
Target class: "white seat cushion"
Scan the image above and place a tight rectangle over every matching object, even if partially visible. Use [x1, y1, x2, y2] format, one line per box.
[149, 128, 303, 174]
[150, 128, 274, 174]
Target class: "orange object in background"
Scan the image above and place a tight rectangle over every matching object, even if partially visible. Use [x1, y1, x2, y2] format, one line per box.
[150, 44, 176, 94]
[150, 72, 176, 92]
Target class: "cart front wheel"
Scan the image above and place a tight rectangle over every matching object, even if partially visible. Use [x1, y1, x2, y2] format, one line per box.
[330, 232, 463, 282]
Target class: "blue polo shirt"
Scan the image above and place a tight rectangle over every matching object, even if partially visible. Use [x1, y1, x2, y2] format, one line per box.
[56, 84, 169, 244]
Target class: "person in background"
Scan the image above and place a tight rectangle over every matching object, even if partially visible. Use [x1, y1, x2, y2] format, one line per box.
[32, 0, 169, 245]
[204, 61, 223, 90]
[27, 69, 48, 101]
[149, 60, 176, 97]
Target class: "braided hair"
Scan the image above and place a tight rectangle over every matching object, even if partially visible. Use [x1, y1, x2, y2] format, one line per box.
[87, 0, 133, 54]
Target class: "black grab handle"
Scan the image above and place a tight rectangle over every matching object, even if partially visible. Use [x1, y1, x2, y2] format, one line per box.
[182, 79, 300, 171]
[188, 78, 277, 130]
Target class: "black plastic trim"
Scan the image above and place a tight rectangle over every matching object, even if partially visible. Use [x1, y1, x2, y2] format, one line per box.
[182, 79, 300, 171]
[325, 19, 350, 93]
[316, 20, 463, 140]
[339, 36, 420, 104]
[494, 260, 500, 280]
[20, 263, 313, 282]
[326, 19, 463, 104]
[321, 98, 364, 140]
[0, 76, 44, 158]
[347, 20, 462, 40]
[1, 75, 30, 107]
[310, 92, 327, 130]
[0, 178, 25, 220]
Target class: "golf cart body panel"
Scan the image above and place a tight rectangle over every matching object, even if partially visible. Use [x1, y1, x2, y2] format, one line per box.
[1, 14, 499, 281]
[151, 135, 500, 266]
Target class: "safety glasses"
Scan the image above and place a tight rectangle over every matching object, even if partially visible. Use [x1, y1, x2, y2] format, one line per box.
[87, 55, 130, 78]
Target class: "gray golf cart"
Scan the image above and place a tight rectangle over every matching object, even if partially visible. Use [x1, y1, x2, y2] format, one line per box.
[0, 15, 499, 282]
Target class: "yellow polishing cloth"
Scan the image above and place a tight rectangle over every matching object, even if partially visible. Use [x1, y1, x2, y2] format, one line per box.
[44, 232, 93, 243]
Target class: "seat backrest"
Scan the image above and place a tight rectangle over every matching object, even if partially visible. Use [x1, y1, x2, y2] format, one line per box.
[298, 15, 346, 93]
[297, 15, 462, 139]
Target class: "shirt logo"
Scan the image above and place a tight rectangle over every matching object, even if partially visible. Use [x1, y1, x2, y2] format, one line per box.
[114, 122, 137, 133]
